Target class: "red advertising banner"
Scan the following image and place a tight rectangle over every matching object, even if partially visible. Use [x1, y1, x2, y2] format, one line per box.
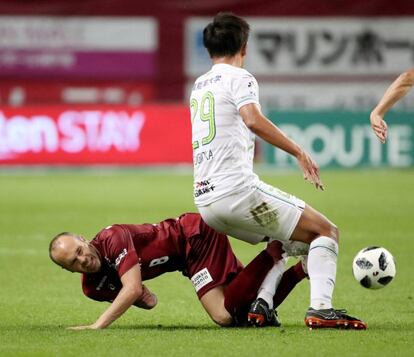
[0, 105, 192, 165]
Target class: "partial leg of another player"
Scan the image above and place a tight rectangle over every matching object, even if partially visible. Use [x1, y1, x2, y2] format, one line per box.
[200, 257, 308, 327]
[200, 286, 233, 326]
[273, 258, 308, 309]
[201, 241, 285, 327]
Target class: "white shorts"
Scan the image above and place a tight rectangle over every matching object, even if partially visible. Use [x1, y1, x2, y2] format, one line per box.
[197, 180, 306, 245]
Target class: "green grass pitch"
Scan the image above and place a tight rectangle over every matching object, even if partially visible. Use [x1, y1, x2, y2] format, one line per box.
[0, 169, 413, 356]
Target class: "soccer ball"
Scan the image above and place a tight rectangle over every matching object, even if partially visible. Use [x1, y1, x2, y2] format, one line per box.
[352, 246, 396, 289]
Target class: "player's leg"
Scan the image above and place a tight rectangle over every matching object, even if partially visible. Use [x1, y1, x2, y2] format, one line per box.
[199, 204, 286, 326]
[247, 255, 287, 326]
[289, 204, 339, 310]
[289, 203, 339, 244]
[200, 286, 233, 327]
[223, 240, 284, 327]
[273, 259, 307, 309]
[187, 214, 287, 327]
[185, 215, 270, 327]
[198, 184, 304, 326]
[201, 246, 303, 327]
[289, 205, 366, 329]
[239, 182, 362, 328]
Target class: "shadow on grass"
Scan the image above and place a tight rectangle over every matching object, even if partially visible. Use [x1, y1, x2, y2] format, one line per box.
[82, 321, 414, 333]
[9, 323, 305, 332]
[2, 321, 413, 333]
[112, 324, 219, 331]
[0, 324, 219, 332]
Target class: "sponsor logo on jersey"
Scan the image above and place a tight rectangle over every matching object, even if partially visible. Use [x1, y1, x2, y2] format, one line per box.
[194, 149, 214, 166]
[191, 267, 213, 292]
[115, 248, 128, 269]
[96, 275, 108, 291]
[192, 75, 222, 91]
[194, 179, 215, 198]
[149, 256, 169, 267]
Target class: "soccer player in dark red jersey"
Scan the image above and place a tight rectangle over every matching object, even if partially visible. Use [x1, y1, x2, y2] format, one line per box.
[49, 213, 307, 330]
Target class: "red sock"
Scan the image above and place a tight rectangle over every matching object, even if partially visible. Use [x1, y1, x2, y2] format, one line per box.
[224, 250, 275, 324]
[273, 261, 307, 309]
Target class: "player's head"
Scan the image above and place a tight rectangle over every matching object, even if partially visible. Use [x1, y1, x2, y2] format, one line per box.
[49, 232, 101, 273]
[203, 12, 250, 59]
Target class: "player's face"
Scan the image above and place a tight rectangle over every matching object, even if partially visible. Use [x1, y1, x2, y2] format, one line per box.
[54, 235, 102, 273]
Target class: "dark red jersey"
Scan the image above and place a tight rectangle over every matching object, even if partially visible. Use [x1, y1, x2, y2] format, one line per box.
[82, 213, 243, 302]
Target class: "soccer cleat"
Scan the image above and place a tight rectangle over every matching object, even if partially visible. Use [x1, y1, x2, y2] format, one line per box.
[247, 298, 281, 327]
[305, 308, 367, 330]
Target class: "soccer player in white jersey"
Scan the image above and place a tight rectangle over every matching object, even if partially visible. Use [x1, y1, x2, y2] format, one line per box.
[370, 68, 414, 143]
[190, 12, 366, 329]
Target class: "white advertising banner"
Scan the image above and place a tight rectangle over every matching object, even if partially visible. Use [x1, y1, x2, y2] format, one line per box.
[0, 16, 157, 50]
[0, 16, 158, 78]
[185, 17, 414, 77]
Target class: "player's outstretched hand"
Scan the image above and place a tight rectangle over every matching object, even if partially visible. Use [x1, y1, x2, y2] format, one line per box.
[296, 151, 324, 191]
[370, 112, 388, 144]
[67, 324, 100, 330]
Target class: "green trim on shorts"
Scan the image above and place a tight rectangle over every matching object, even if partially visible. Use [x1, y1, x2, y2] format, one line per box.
[309, 245, 338, 256]
[255, 186, 296, 208]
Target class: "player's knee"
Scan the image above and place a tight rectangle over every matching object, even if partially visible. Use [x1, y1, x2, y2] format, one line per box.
[211, 311, 233, 327]
[319, 221, 339, 243]
[331, 224, 339, 242]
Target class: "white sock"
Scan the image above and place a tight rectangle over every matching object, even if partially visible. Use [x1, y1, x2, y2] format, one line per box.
[257, 258, 287, 309]
[308, 236, 338, 310]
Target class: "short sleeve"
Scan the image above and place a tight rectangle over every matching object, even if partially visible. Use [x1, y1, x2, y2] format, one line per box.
[82, 274, 120, 302]
[104, 225, 139, 277]
[233, 73, 260, 111]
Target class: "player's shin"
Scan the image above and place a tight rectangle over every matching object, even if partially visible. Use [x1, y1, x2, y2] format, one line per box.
[307, 236, 338, 310]
[256, 259, 286, 309]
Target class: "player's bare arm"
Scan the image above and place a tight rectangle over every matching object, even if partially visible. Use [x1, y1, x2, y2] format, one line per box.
[239, 103, 324, 190]
[133, 284, 158, 309]
[370, 68, 414, 143]
[68, 264, 144, 330]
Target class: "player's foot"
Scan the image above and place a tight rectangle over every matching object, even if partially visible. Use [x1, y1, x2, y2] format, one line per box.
[248, 298, 281, 327]
[305, 308, 367, 330]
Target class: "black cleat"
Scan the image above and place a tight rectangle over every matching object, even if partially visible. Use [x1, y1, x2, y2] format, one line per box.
[305, 308, 367, 330]
[247, 298, 281, 327]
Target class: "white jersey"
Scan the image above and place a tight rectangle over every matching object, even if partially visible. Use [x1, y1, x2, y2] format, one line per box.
[190, 63, 260, 206]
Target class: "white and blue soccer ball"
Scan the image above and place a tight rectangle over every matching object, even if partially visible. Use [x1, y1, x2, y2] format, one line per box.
[352, 246, 396, 289]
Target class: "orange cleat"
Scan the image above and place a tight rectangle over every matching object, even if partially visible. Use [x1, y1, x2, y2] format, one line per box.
[248, 298, 281, 327]
[305, 308, 367, 330]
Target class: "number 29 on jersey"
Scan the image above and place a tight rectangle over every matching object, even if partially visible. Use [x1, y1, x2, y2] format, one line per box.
[190, 91, 216, 150]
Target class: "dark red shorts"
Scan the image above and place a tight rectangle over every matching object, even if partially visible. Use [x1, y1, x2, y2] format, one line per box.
[181, 215, 244, 299]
